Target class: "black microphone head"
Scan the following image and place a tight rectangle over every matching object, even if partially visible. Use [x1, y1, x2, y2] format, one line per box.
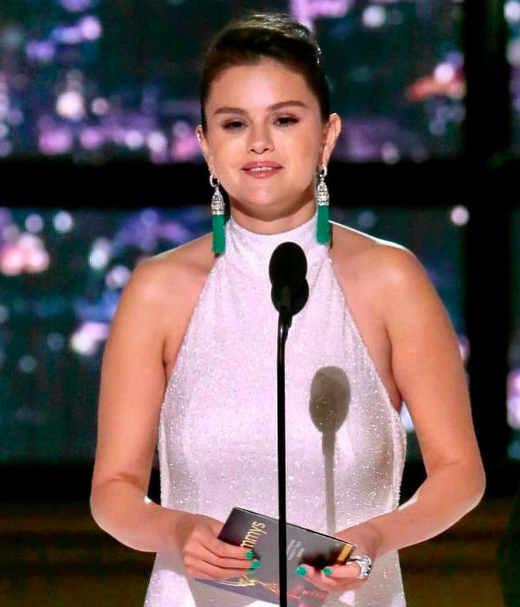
[268, 242, 307, 290]
[271, 281, 309, 317]
[269, 242, 309, 318]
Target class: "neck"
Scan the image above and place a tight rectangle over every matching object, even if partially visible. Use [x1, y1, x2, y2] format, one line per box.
[224, 207, 326, 277]
[229, 198, 316, 235]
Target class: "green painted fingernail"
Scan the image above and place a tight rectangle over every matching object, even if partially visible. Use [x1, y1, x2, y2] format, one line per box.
[245, 551, 255, 559]
[323, 567, 332, 575]
[296, 566, 307, 576]
[251, 560, 261, 568]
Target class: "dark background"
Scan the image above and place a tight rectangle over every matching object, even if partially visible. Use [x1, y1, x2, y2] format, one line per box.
[0, 0, 518, 503]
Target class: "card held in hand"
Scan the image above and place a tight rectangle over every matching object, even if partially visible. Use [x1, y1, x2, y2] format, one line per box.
[196, 507, 356, 607]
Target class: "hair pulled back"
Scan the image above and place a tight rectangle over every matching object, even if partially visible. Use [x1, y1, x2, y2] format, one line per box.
[199, 13, 330, 131]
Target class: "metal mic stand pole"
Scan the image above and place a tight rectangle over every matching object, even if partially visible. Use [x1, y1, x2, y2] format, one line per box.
[277, 312, 290, 607]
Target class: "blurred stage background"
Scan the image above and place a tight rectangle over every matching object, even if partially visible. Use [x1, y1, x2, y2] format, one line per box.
[0, 0, 518, 605]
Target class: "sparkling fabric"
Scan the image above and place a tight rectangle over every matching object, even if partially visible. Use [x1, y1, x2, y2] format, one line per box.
[144, 213, 407, 607]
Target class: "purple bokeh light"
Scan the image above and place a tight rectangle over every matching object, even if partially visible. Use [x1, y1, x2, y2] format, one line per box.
[58, 0, 97, 13]
[26, 40, 56, 63]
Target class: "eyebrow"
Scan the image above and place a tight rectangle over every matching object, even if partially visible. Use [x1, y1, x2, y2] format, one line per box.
[212, 100, 309, 116]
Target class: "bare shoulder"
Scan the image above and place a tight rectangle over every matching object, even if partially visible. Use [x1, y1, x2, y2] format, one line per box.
[328, 222, 439, 410]
[330, 221, 428, 292]
[105, 231, 215, 377]
[121, 232, 215, 309]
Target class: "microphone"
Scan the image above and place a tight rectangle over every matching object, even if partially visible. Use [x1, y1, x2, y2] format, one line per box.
[268, 241, 309, 607]
[269, 242, 309, 325]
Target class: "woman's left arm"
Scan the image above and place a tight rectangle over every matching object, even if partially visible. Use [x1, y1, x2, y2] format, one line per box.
[357, 245, 486, 552]
[303, 245, 486, 591]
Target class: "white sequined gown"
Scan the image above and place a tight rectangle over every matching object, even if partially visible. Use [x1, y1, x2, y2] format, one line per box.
[144, 213, 407, 607]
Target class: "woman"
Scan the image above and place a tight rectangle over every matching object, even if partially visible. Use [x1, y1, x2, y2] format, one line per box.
[90, 12, 486, 607]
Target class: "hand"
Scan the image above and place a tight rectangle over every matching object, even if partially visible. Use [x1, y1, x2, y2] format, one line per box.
[297, 520, 381, 594]
[173, 512, 258, 580]
[295, 561, 366, 593]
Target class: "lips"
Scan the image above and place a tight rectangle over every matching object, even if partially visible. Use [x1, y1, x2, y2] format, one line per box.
[242, 161, 283, 178]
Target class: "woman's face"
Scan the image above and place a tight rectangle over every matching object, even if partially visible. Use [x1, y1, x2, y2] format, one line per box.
[198, 59, 340, 224]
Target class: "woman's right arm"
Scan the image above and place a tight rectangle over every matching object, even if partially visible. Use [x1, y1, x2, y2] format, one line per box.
[89, 257, 253, 577]
[90, 257, 184, 552]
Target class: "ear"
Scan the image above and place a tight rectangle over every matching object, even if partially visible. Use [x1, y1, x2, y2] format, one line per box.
[319, 113, 342, 167]
[196, 125, 216, 176]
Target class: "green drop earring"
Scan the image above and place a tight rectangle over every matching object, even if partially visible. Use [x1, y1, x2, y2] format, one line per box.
[210, 174, 225, 254]
[316, 164, 331, 244]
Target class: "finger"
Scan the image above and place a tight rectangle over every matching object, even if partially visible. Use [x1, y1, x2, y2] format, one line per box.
[208, 520, 253, 559]
[188, 522, 254, 562]
[323, 562, 364, 580]
[297, 565, 340, 592]
[206, 534, 256, 561]
[297, 564, 364, 593]
[186, 559, 254, 580]
[207, 553, 259, 571]
[186, 542, 259, 572]
[322, 564, 365, 591]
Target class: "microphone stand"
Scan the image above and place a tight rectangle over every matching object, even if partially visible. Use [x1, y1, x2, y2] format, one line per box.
[277, 307, 291, 607]
[269, 242, 309, 607]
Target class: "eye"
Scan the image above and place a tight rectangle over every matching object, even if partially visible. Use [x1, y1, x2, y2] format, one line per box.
[275, 115, 300, 127]
[222, 120, 246, 131]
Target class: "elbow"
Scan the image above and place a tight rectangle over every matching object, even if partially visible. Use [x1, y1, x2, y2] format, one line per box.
[429, 456, 487, 513]
[465, 459, 487, 511]
[89, 483, 105, 531]
[474, 462, 487, 503]
[89, 477, 119, 534]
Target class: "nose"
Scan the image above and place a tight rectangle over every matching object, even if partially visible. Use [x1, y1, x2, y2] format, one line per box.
[247, 123, 274, 154]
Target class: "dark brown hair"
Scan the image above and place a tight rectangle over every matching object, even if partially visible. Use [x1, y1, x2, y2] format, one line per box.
[199, 12, 331, 131]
